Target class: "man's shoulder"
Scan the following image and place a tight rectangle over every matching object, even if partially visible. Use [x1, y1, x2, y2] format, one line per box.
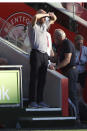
[82, 45, 87, 49]
[82, 46, 87, 53]
[63, 39, 74, 46]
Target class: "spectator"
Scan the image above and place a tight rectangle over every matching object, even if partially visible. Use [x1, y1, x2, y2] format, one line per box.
[75, 34, 87, 106]
[28, 9, 57, 108]
[51, 29, 80, 121]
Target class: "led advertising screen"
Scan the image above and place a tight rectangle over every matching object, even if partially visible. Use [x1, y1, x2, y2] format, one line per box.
[0, 70, 20, 104]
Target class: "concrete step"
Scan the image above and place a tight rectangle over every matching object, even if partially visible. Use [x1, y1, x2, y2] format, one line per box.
[25, 107, 61, 112]
[24, 107, 62, 117]
[18, 116, 76, 129]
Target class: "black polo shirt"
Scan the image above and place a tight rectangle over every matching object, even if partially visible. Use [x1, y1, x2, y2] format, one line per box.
[58, 39, 76, 72]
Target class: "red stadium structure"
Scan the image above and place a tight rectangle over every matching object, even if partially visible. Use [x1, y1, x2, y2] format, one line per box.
[0, 2, 87, 129]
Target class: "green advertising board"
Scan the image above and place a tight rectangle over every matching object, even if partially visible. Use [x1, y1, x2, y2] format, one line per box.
[0, 70, 20, 104]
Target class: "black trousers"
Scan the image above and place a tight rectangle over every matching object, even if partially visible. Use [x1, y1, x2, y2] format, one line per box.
[78, 71, 87, 88]
[63, 68, 79, 118]
[29, 49, 48, 103]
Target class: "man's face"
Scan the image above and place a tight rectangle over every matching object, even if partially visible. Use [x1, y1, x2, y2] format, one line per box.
[75, 39, 83, 50]
[54, 32, 62, 46]
[40, 17, 46, 24]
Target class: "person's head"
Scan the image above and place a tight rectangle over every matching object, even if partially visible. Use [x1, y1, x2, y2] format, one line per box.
[53, 29, 66, 45]
[37, 9, 46, 14]
[37, 9, 47, 24]
[75, 34, 84, 50]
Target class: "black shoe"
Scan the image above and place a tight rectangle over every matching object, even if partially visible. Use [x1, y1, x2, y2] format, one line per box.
[28, 102, 39, 108]
[75, 118, 81, 127]
[76, 118, 80, 123]
[38, 102, 49, 108]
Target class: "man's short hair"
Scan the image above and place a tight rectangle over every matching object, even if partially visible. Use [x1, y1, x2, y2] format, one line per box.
[37, 9, 47, 14]
[54, 29, 66, 39]
[75, 34, 84, 42]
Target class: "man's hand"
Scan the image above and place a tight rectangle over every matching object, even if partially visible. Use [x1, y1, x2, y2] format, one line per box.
[48, 12, 57, 24]
[49, 64, 55, 70]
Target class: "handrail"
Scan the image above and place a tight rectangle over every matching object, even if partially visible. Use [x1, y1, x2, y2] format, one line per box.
[0, 37, 29, 55]
[63, 3, 87, 21]
[48, 2, 87, 27]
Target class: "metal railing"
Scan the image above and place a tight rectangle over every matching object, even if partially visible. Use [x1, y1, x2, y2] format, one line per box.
[62, 3, 87, 21]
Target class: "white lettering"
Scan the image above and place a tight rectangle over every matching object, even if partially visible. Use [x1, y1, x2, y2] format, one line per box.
[10, 19, 14, 25]
[9, 14, 31, 26]
[15, 17, 19, 23]
[23, 16, 26, 23]
[0, 85, 10, 100]
[19, 16, 22, 22]
[2, 87, 10, 100]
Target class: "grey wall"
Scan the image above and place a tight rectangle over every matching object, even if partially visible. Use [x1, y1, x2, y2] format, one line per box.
[44, 69, 67, 108]
[0, 38, 30, 99]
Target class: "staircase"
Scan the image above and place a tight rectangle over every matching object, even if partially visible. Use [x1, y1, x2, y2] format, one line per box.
[17, 107, 76, 129]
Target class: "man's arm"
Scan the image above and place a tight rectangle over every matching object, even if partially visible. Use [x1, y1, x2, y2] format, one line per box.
[50, 49, 54, 57]
[31, 13, 50, 26]
[56, 53, 72, 70]
[49, 12, 57, 25]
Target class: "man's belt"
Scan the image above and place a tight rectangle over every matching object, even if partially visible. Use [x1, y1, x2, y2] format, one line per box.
[32, 49, 47, 54]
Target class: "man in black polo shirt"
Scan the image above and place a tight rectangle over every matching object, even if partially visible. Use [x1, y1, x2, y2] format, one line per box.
[53, 29, 79, 121]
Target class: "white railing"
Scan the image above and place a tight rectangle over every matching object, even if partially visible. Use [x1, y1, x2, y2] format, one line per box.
[48, 2, 87, 27]
[0, 17, 31, 54]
